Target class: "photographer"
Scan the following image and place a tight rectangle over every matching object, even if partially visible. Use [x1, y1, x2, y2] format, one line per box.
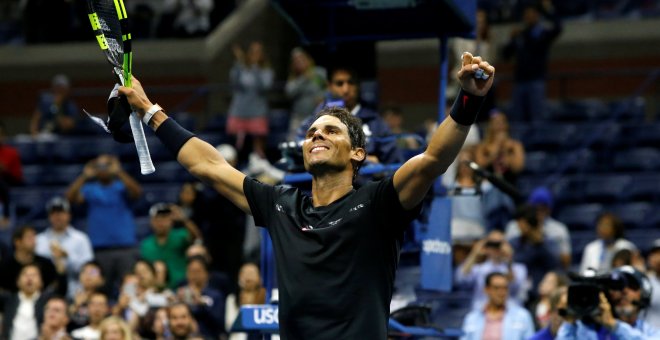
[455, 230, 528, 308]
[557, 266, 659, 339]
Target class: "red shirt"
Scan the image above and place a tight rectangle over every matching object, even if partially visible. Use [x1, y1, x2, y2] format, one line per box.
[0, 144, 23, 184]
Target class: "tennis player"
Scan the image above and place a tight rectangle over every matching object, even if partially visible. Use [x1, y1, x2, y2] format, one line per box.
[119, 52, 494, 339]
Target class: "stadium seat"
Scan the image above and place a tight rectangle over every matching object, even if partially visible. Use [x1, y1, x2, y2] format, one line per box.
[610, 202, 653, 229]
[613, 148, 660, 172]
[22, 165, 45, 186]
[554, 98, 609, 122]
[203, 114, 227, 132]
[45, 164, 85, 185]
[583, 175, 631, 203]
[627, 123, 660, 147]
[556, 203, 604, 230]
[141, 161, 185, 183]
[523, 151, 557, 175]
[609, 97, 645, 122]
[557, 149, 595, 174]
[141, 184, 181, 206]
[9, 140, 38, 165]
[625, 174, 660, 202]
[582, 122, 621, 150]
[525, 124, 578, 151]
[508, 123, 528, 141]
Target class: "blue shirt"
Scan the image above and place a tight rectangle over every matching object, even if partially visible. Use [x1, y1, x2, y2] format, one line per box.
[37, 92, 78, 133]
[556, 319, 660, 340]
[529, 327, 554, 340]
[460, 303, 535, 340]
[81, 180, 137, 248]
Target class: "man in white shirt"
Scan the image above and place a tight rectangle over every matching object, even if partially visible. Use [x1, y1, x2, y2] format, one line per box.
[0, 264, 50, 339]
[35, 196, 94, 298]
[71, 292, 109, 340]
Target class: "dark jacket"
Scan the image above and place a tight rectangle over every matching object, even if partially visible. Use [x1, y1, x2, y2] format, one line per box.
[0, 290, 57, 339]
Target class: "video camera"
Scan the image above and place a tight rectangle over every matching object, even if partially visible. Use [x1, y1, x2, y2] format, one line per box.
[566, 270, 628, 320]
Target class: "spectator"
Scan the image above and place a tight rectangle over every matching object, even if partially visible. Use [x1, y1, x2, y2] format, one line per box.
[501, 0, 562, 121]
[646, 239, 660, 329]
[113, 260, 173, 328]
[529, 286, 567, 340]
[0, 264, 62, 339]
[0, 120, 22, 228]
[461, 272, 535, 340]
[30, 74, 78, 137]
[167, 303, 204, 340]
[0, 0, 24, 44]
[285, 47, 327, 139]
[153, 260, 169, 291]
[66, 154, 142, 294]
[475, 110, 525, 186]
[296, 66, 402, 165]
[0, 225, 63, 293]
[225, 263, 266, 339]
[39, 296, 70, 340]
[455, 231, 528, 309]
[69, 261, 106, 329]
[99, 316, 133, 340]
[185, 243, 231, 296]
[71, 292, 109, 340]
[510, 205, 561, 296]
[505, 187, 572, 268]
[533, 271, 568, 329]
[448, 8, 493, 108]
[380, 105, 421, 151]
[150, 307, 169, 339]
[177, 256, 225, 338]
[177, 182, 206, 227]
[449, 147, 486, 245]
[227, 41, 274, 159]
[580, 212, 638, 274]
[140, 203, 202, 288]
[36, 196, 94, 298]
[166, 0, 214, 37]
[557, 265, 659, 338]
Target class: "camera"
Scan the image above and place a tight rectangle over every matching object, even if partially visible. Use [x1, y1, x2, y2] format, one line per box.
[566, 270, 626, 320]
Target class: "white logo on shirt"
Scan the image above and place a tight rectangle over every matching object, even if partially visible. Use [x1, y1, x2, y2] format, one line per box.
[328, 218, 342, 226]
[275, 204, 283, 212]
[301, 225, 314, 231]
[349, 203, 365, 212]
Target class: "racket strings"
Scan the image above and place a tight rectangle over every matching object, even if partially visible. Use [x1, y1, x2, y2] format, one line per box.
[89, 0, 125, 71]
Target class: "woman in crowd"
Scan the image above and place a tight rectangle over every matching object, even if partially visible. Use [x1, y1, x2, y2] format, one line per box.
[99, 316, 134, 340]
[225, 263, 266, 340]
[285, 47, 327, 139]
[475, 110, 525, 186]
[580, 212, 638, 274]
[227, 41, 274, 159]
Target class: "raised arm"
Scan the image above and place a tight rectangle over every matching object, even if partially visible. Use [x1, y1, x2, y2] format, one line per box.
[393, 52, 494, 209]
[118, 78, 250, 214]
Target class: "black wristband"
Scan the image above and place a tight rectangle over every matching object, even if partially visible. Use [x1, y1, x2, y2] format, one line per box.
[155, 118, 195, 157]
[449, 89, 485, 126]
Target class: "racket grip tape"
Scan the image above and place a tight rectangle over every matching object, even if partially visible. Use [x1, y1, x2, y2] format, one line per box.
[128, 113, 155, 174]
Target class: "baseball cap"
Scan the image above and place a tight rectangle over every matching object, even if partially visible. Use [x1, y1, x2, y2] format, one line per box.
[46, 197, 70, 213]
[149, 203, 172, 217]
[527, 187, 553, 208]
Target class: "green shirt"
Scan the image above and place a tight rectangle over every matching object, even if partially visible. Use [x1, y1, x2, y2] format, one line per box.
[140, 228, 190, 288]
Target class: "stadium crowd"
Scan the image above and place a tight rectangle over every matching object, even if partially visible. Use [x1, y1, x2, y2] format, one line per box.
[0, 1, 660, 340]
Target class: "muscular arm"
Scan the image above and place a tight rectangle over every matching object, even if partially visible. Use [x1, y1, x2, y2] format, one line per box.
[118, 79, 250, 214]
[393, 53, 495, 210]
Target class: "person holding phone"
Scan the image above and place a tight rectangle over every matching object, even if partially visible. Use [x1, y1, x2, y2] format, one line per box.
[455, 230, 529, 309]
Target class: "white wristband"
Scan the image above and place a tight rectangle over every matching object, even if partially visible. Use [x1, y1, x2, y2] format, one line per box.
[142, 104, 162, 125]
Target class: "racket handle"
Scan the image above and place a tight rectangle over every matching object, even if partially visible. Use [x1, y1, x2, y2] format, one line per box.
[129, 113, 155, 175]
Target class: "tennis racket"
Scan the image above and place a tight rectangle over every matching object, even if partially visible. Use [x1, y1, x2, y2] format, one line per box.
[87, 0, 155, 175]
